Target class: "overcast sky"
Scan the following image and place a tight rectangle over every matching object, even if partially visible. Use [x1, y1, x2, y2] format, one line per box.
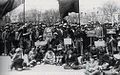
[15, 0, 120, 13]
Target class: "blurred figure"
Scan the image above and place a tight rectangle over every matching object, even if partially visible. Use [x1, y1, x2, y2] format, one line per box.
[28, 47, 37, 67]
[43, 50, 55, 65]
[0, 26, 4, 55]
[9, 47, 16, 59]
[85, 56, 99, 75]
[2, 25, 11, 55]
[10, 48, 24, 71]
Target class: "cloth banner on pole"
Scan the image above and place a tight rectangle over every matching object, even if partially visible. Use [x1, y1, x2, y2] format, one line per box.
[58, 0, 79, 19]
[0, 0, 24, 18]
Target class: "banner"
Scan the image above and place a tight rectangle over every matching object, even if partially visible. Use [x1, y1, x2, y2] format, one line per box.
[0, 0, 24, 18]
[58, 0, 79, 19]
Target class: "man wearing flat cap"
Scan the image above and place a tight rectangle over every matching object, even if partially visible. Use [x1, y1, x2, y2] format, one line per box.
[2, 25, 11, 55]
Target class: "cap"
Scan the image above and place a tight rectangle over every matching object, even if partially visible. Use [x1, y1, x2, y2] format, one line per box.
[5, 26, 9, 29]
[53, 32, 58, 35]
[92, 55, 97, 59]
[16, 48, 22, 53]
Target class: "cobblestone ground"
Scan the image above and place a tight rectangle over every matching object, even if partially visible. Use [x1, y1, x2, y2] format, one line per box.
[0, 56, 86, 75]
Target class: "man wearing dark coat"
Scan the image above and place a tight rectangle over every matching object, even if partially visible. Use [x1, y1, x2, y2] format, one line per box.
[0, 27, 4, 55]
[2, 26, 11, 55]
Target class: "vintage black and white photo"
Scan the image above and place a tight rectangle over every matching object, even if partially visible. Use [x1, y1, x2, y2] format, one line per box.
[0, 0, 120, 75]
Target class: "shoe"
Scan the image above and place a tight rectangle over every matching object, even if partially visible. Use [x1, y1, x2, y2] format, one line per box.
[17, 68, 23, 71]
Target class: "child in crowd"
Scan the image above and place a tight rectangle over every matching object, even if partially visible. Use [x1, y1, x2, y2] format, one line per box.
[23, 49, 30, 67]
[28, 47, 37, 67]
[56, 43, 64, 65]
[9, 47, 16, 59]
[90, 46, 99, 59]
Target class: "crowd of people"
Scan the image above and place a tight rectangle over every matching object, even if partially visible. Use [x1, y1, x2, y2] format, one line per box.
[0, 21, 120, 74]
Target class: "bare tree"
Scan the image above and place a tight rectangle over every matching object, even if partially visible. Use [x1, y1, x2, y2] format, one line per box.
[42, 10, 60, 26]
[18, 9, 41, 23]
[84, 12, 98, 23]
[65, 13, 78, 24]
[101, 1, 119, 22]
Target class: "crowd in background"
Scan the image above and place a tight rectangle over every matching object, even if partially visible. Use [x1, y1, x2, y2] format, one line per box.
[0, 21, 120, 74]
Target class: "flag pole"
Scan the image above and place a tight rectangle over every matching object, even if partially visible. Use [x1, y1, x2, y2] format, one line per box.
[23, 0, 25, 23]
[78, 0, 83, 56]
[78, 0, 81, 27]
[78, 13, 81, 26]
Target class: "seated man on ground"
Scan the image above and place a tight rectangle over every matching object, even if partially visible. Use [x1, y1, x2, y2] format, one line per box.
[43, 50, 55, 65]
[99, 54, 120, 75]
[10, 48, 24, 71]
[64, 49, 80, 69]
[85, 56, 100, 75]
[35, 47, 45, 64]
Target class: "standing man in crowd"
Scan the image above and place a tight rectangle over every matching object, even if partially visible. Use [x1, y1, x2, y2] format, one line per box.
[2, 25, 11, 55]
[94, 21, 103, 40]
[0, 26, 4, 55]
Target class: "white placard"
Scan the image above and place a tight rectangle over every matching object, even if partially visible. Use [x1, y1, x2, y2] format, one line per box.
[107, 29, 116, 34]
[118, 41, 120, 46]
[114, 54, 120, 59]
[46, 28, 52, 32]
[86, 30, 95, 37]
[64, 38, 72, 45]
[94, 41, 105, 47]
[35, 41, 47, 47]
